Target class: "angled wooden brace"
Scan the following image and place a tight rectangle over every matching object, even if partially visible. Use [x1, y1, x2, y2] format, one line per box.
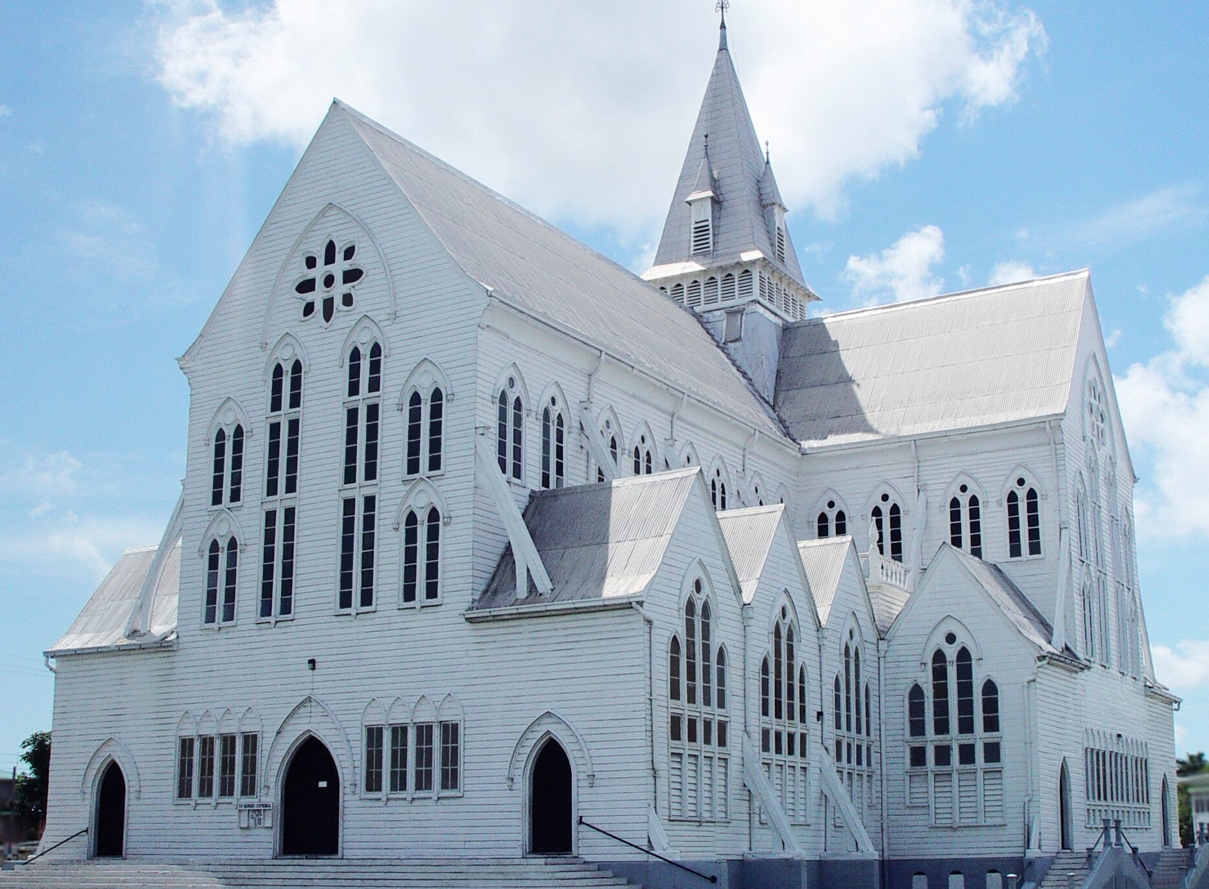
[578, 401, 618, 482]
[475, 434, 553, 596]
[124, 487, 184, 638]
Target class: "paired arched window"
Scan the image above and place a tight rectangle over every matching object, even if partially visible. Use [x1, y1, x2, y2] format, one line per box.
[404, 387, 443, 478]
[496, 374, 524, 482]
[906, 634, 1003, 825]
[817, 496, 848, 538]
[948, 482, 982, 558]
[632, 431, 656, 476]
[204, 537, 238, 625]
[710, 463, 729, 510]
[1087, 373, 1108, 449]
[760, 605, 809, 822]
[261, 357, 302, 620]
[340, 342, 382, 612]
[540, 399, 567, 490]
[363, 695, 463, 799]
[668, 577, 729, 821]
[211, 424, 244, 508]
[871, 491, 903, 562]
[596, 413, 620, 482]
[1006, 475, 1041, 558]
[401, 505, 442, 606]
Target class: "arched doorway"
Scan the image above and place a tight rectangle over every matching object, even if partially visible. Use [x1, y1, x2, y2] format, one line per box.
[529, 738, 573, 855]
[281, 736, 340, 856]
[1059, 760, 1073, 851]
[93, 760, 125, 858]
[1162, 776, 1171, 846]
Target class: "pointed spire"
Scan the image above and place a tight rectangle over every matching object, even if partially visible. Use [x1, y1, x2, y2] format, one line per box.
[718, 1, 729, 51]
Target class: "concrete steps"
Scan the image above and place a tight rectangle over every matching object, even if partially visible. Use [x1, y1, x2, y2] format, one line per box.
[1153, 846, 1194, 889]
[1037, 851, 1092, 889]
[0, 858, 638, 889]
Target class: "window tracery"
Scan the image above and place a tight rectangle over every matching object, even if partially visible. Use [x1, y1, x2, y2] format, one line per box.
[760, 604, 809, 822]
[204, 536, 239, 626]
[496, 374, 525, 482]
[834, 628, 874, 820]
[261, 357, 302, 620]
[816, 495, 848, 539]
[294, 238, 364, 324]
[1005, 474, 1042, 558]
[948, 481, 983, 558]
[340, 340, 382, 612]
[541, 395, 567, 490]
[871, 490, 903, 562]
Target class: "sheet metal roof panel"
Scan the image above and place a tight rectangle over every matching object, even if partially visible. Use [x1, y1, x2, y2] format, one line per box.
[50, 541, 180, 654]
[716, 505, 786, 603]
[946, 546, 1056, 654]
[338, 104, 788, 442]
[796, 536, 852, 624]
[777, 272, 1088, 446]
[475, 470, 699, 610]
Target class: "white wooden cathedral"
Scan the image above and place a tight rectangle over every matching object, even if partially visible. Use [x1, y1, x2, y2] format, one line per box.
[37, 15, 1178, 889]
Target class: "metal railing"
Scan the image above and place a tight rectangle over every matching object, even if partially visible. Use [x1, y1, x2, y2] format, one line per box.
[577, 817, 718, 884]
[22, 828, 88, 864]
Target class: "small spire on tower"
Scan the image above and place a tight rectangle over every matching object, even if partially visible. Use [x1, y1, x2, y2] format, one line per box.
[716, 0, 730, 50]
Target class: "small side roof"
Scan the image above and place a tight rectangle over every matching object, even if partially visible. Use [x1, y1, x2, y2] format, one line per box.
[796, 536, 853, 624]
[49, 541, 180, 656]
[475, 469, 699, 610]
[775, 271, 1091, 447]
[716, 504, 786, 604]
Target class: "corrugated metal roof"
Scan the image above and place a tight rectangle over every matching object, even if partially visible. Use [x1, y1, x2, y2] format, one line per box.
[796, 536, 853, 624]
[649, 26, 806, 285]
[775, 271, 1090, 446]
[946, 546, 1057, 654]
[50, 541, 180, 654]
[337, 103, 788, 442]
[716, 505, 786, 603]
[475, 469, 699, 610]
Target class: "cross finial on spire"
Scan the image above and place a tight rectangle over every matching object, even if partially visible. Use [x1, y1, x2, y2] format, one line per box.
[765, 140, 770, 163]
[716, 0, 729, 49]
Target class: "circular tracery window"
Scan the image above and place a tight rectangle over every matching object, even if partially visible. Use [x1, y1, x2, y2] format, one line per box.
[295, 239, 364, 323]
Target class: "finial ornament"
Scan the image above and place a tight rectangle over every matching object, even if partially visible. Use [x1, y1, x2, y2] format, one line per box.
[716, 0, 729, 49]
[765, 140, 770, 163]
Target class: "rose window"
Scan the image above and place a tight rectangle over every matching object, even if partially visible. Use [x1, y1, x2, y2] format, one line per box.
[294, 239, 365, 323]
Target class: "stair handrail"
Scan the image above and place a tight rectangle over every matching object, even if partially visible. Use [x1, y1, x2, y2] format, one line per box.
[22, 828, 88, 864]
[578, 816, 718, 884]
[1086, 819, 1112, 867]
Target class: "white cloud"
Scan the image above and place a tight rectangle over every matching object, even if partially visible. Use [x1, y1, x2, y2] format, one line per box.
[1104, 329, 1122, 348]
[843, 224, 946, 305]
[152, 0, 1046, 237]
[988, 260, 1035, 286]
[1067, 185, 1206, 251]
[1152, 640, 1209, 691]
[0, 451, 82, 498]
[1117, 276, 1209, 536]
[0, 512, 161, 580]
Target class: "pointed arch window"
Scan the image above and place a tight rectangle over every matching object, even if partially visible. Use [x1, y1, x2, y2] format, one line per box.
[340, 341, 382, 613]
[405, 385, 444, 478]
[1006, 475, 1042, 558]
[496, 375, 525, 482]
[761, 605, 809, 822]
[817, 497, 848, 538]
[632, 431, 655, 476]
[948, 483, 983, 558]
[596, 414, 620, 482]
[668, 577, 729, 822]
[210, 424, 244, 508]
[909, 634, 1004, 825]
[204, 536, 238, 626]
[710, 464, 729, 510]
[541, 399, 567, 490]
[400, 504, 442, 606]
[871, 491, 903, 561]
[262, 358, 302, 621]
[835, 630, 873, 821]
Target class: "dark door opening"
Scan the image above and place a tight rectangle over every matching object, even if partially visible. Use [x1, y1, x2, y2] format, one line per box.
[1162, 776, 1171, 846]
[281, 736, 340, 856]
[530, 739, 573, 855]
[1059, 761, 1073, 852]
[94, 761, 125, 858]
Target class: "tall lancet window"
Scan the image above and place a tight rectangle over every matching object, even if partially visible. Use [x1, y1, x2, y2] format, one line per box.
[760, 605, 809, 823]
[871, 491, 903, 562]
[262, 357, 302, 620]
[403, 364, 445, 479]
[540, 396, 566, 490]
[204, 536, 239, 626]
[496, 374, 524, 482]
[340, 340, 382, 612]
[668, 577, 729, 822]
[834, 628, 874, 821]
[1006, 474, 1042, 558]
[210, 424, 244, 508]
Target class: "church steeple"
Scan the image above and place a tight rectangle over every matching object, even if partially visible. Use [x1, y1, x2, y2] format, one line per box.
[644, 14, 816, 335]
[642, 16, 816, 401]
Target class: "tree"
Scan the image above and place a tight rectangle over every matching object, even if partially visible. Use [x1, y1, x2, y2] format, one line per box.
[1178, 751, 1208, 847]
[13, 731, 50, 839]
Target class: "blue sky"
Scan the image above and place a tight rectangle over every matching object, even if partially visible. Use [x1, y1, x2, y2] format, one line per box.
[1, 1, 1207, 775]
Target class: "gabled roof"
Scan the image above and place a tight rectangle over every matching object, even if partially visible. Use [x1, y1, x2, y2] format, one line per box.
[335, 102, 788, 442]
[775, 270, 1091, 447]
[649, 22, 806, 285]
[717, 504, 787, 604]
[796, 536, 853, 624]
[49, 542, 180, 656]
[475, 469, 700, 610]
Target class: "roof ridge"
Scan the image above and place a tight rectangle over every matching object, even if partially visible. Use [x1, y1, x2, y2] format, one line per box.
[797, 534, 853, 548]
[791, 268, 1091, 326]
[527, 466, 700, 501]
[716, 503, 785, 518]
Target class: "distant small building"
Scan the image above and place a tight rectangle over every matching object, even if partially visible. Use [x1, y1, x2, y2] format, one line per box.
[1183, 773, 1209, 842]
[0, 774, 35, 858]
